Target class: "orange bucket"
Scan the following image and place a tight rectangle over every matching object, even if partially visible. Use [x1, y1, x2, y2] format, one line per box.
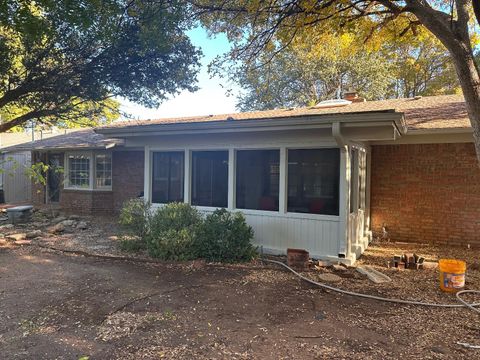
[438, 259, 466, 292]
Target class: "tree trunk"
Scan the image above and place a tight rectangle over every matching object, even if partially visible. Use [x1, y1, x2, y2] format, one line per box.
[448, 43, 480, 163]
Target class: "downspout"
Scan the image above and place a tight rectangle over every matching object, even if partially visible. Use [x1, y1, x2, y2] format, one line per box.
[332, 122, 350, 261]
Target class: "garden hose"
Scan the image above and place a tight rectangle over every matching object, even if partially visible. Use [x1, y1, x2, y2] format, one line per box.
[263, 258, 480, 313]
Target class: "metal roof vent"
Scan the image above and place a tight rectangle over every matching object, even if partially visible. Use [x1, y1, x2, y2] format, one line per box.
[314, 99, 352, 108]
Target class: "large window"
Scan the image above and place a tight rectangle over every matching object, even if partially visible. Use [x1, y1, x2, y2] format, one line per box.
[65, 151, 112, 190]
[191, 151, 228, 207]
[67, 154, 90, 188]
[236, 150, 279, 211]
[95, 154, 112, 188]
[152, 151, 184, 203]
[287, 148, 340, 215]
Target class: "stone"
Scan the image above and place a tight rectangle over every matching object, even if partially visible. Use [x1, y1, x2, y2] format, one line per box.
[47, 223, 65, 234]
[316, 260, 332, 267]
[6, 233, 27, 241]
[356, 266, 392, 284]
[430, 346, 447, 354]
[469, 262, 480, 271]
[68, 215, 81, 220]
[52, 216, 67, 224]
[60, 219, 76, 227]
[26, 230, 42, 239]
[0, 224, 14, 231]
[76, 221, 88, 230]
[422, 261, 438, 270]
[317, 273, 342, 283]
[15, 239, 32, 246]
[6, 205, 33, 224]
[0, 233, 5, 238]
[331, 264, 348, 272]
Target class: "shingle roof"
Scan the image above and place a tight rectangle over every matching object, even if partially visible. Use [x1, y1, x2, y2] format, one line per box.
[99, 94, 470, 132]
[1, 128, 123, 153]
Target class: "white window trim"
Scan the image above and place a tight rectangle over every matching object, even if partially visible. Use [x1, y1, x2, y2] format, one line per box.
[64, 150, 112, 191]
[146, 145, 342, 221]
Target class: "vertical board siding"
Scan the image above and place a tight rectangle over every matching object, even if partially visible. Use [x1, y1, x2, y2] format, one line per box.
[2, 151, 32, 203]
[244, 213, 340, 257]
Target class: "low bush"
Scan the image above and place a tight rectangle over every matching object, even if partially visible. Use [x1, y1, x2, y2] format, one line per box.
[118, 201, 257, 263]
[119, 236, 146, 252]
[119, 198, 151, 239]
[145, 202, 202, 260]
[196, 209, 256, 262]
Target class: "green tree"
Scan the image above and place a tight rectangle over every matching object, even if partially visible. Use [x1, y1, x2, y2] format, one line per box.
[385, 28, 461, 98]
[234, 31, 394, 111]
[192, 0, 480, 161]
[0, 0, 201, 132]
[0, 97, 120, 131]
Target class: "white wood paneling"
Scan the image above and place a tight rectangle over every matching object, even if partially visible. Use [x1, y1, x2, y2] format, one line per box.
[244, 212, 340, 258]
[2, 151, 32, 203]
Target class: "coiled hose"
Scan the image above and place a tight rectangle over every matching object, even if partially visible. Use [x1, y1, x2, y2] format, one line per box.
[263, 258, 480, 313]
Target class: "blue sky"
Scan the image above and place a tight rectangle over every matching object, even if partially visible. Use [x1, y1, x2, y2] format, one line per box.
[119, 27, 239, 120]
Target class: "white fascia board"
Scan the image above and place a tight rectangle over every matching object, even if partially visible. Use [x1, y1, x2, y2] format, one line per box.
[96, 112, 404, 138]
[370, 128, 474, 145]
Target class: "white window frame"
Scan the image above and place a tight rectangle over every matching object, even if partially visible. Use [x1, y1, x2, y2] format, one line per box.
[64, 150, 112, 191]
[145, 144, 342, 222]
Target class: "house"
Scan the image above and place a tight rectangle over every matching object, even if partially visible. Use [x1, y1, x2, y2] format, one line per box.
[0, 129, 80, 203]
[8, 94, 479, 264]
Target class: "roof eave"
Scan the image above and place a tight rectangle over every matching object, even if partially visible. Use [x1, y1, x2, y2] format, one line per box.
[406, 127, 473, 135]
[95, 111, 404, 137]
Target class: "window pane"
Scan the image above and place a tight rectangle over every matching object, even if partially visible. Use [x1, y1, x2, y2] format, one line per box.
[191, 151, 228, 207]
[68, 154, 90, 188]
[236, 150, 279, 211]
[95, 154, 112, 188]
[287, 148, 340, 215]
[152, 152, 184, 203]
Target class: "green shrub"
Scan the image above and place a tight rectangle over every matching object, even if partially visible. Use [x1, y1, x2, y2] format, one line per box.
[119, 198, 151, 238]
[119, 236, 146, 252]
[119, 201, 256, 262]
[195, 209, 256, 262]
[146, 202, 202, 260]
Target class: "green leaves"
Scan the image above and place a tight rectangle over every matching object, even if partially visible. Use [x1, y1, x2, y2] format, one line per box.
[195, 1, 462, 110]
[0, 0, 201, 131]
[119, 201, 256, 263]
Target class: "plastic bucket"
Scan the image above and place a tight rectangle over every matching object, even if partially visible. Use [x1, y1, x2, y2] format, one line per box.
[439, 259, 466, 293]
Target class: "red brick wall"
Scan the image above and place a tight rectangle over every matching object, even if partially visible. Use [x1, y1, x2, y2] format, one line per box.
[112, 151, 144, 211]
[31, 150, 144, 214]
[370, 143, 480, 247]
[60, 190, 113, 214]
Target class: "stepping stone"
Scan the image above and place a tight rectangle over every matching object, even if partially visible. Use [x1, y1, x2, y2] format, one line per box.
[6, 233, 27, 241]
[356, 266, 392, 284]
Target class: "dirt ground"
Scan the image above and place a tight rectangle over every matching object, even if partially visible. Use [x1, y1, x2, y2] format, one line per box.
[0, 214, 479, 359]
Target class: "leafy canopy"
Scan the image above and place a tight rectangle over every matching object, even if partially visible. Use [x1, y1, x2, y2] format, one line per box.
[194, 1, 466, 110]
[0, 0, 201, 131]
[206, 16, 460, 110]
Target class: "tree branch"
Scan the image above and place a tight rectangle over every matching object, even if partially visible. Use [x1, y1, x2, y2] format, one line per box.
[0, 109, 60, 133]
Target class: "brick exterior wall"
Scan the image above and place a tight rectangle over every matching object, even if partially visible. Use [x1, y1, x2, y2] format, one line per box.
[370, 143, 480, 247]
[31, 150, 144, 214]
[112, 150, 144, 211]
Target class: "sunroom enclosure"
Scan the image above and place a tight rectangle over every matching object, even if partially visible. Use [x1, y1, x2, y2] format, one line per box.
[99, 112, 404, 264]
